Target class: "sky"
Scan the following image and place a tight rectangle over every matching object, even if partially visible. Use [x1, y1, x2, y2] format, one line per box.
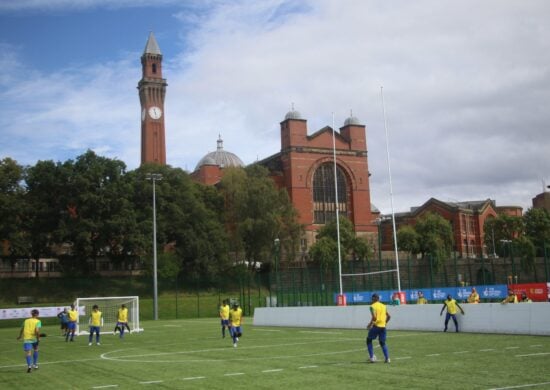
[0, 0, 549, 214]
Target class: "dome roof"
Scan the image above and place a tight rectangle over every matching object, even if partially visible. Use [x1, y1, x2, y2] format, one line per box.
[344, 116, 362, 126]
[284, 110, 302, 120]
[195, 136, 244, 171]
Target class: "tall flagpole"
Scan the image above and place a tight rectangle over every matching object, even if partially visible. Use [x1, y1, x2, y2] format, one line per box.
[332, 112, 344, 296]
[380, 87, 402, 292]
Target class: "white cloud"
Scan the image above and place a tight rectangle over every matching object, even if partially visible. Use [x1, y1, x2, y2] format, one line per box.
[1, 0, 549, 214]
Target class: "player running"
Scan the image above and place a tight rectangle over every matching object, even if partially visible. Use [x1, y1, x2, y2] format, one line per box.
[366, 293, 391, 363]
[229, 302, 243, 348]
[17, 309, 42, 373]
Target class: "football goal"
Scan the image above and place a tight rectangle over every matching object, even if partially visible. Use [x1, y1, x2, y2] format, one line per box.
[75, 296, 142, 336]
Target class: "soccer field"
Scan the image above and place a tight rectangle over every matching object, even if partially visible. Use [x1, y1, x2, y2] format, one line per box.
[1, 318, 550, 390]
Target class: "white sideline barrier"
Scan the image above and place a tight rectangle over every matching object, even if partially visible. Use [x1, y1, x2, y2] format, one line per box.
[253, 303, 550, 335]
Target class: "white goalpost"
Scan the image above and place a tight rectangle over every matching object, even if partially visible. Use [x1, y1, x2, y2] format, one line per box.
[75, 296, 142, 336]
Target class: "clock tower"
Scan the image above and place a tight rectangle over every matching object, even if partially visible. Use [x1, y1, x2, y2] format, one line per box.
[138, 32, 168, 165]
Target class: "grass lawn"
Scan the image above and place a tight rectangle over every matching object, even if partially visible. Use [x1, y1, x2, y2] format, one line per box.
[1, 318, 550, 389]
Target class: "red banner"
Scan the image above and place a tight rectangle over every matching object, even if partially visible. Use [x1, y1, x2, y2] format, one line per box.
[509, 283, 548, 302]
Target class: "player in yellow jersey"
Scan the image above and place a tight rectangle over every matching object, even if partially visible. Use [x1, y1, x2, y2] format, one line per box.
[219, 299, 230, 338]
[65, 304, 78, 342]
[114, 304, 129, 338]
[416, 291, 428, 304]
[229, 302, 243, 348]
[88, 305, 103, 346]
[467, 287, 480, 304]
[366, 294, 391, 363]
[501, 290, 518, 304]
[440, 294, 465, 332]
[17, 309, 41, 373]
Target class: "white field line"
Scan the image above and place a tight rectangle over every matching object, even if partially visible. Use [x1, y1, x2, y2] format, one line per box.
[487, 382, 550, 390]
[505, 346, 520, 349]
[92, 386, 118, 389]
[299, 331, 342, 335]
[426, 353, 440, 356]
[252, 329, 282, 332]
[515, 352, 550, 357]
[529, 345, 543, 348]
[139, 381, 163, 384]
[298, 365, 318, 369]
[262, 369, 283, 373]
[224, 373, 245, 376]
[395, 356, 411, 360]
[453, 351, 470, 354]
[182, 376, 205, 381]
[480, 349, 495, 352]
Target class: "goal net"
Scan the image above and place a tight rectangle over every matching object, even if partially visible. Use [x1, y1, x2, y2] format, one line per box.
[75, 296, 142, 336]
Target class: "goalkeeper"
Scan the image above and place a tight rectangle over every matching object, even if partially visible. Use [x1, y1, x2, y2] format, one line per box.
[366, 294, 391, 363]
[114, 304, 130, 338]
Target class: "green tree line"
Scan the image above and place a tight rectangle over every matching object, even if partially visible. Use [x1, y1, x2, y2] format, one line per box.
[0, 152, 301, 281]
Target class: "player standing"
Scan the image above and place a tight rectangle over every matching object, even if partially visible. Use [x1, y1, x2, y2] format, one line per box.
[440, 294, 465, 332]
[467, 287, 480, 304]
[88, 305, 103, 346]
[366, 293, 391, 363]
[17, 309, 41, 373]
[229, 302, 243, 348]
[65, 304, 78, 342]
[114, 304, 129, 338]
[219, 299, 230, 338]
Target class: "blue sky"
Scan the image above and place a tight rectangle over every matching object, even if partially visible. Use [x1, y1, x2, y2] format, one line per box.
[1, 0, 549, 214]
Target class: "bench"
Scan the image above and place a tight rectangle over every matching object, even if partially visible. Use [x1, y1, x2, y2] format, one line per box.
[17, 296, 34, 304]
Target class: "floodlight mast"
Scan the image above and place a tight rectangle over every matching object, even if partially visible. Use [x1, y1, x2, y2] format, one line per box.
[145, 172, 163, 320]
[380, 86, 402, 293]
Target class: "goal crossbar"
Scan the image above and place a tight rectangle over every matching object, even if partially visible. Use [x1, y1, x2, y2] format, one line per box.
[341, 269, 398, 277]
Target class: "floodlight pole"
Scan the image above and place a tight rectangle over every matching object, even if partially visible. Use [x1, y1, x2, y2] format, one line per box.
[146, 173, 163, 320]
[332, 113, 344, 297]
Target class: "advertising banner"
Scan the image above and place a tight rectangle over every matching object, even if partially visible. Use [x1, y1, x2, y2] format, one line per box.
[0, 306, 85, 320]
[509, 283, 548, 302]
[336, 284, 509, 304]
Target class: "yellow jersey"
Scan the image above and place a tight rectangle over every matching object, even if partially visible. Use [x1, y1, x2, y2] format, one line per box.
[22, 317, 41, 342]
[230, 308, 243, 327]
[370, 301, 388, 327]
[68, 309, 78, 322]
[90, 310, 103, 326]
[118, 307, 128, 322]
[220, 304, 229, 320]
[417, 297, 428, 304]
[467, 293, 480, 303]
[444, 299, 459, 314]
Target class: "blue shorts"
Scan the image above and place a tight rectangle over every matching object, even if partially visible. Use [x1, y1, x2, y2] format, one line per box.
[231, 326, 242, 336]
[89, 326, 100, 334]
[68, 322, 76, 330]
[23, 341, 39, 351]
[221, 319, 229, 326]
[367, 326, 387, 342]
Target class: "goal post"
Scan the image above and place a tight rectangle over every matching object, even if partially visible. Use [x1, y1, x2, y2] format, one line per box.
[75, 296, 142, 336]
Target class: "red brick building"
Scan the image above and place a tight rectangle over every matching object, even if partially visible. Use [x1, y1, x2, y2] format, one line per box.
[191, 135, 244, 185]
[257, 109, 379, 250]
[379, 198, 523, 258]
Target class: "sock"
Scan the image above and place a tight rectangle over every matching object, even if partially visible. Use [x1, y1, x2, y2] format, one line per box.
[26, 355, 32, 367]
[381, 345, 389, 360]
[367, 343, 373, 358]
[33, 351, 38, 365]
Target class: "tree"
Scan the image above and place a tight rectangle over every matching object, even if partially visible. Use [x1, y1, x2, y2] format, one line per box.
[396, 225, 420, 254]
[219, 165, 302, 269]
[484, 214, 525, 257]
[308, 236, 337, 270]
[523, 207, 550, 255]
[0, 158, 26, 267]
[413, 212, 454, 270]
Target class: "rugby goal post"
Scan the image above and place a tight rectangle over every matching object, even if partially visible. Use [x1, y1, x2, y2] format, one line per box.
[75, 296, 143, 336]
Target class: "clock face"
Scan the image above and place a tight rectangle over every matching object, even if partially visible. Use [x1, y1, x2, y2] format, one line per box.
[148, 106, 162, 120]
[141, 108, 146, 121]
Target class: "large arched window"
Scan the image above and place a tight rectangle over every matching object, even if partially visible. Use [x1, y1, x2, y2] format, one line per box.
[312, 163, 349, 224]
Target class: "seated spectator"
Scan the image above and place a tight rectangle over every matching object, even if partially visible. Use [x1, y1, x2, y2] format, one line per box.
[467, 287, 480, 304]
[501, 290, 518, 304]
[416, 291, 428, 304]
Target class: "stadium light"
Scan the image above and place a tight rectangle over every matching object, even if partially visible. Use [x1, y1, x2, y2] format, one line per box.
[146, 173, 163, 320]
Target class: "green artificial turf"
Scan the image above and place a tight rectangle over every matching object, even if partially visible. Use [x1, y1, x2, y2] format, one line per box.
[1, 318, 549, 389]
